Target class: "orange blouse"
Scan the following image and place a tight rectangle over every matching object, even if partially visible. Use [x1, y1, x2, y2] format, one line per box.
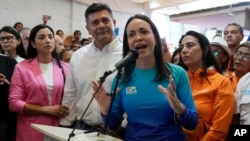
[184, 67, 235, 141]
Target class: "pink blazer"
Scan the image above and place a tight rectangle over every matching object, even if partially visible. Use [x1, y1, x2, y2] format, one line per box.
[9, 57, 69, 141]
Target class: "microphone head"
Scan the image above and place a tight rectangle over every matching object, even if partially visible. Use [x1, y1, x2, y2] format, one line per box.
[115, 49, 139, 70]
[129, 49, 139, 60]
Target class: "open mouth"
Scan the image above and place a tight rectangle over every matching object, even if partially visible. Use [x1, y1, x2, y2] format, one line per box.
[135, 45, 146, 50]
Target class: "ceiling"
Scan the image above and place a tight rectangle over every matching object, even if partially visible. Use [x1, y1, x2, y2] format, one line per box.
[169, 2, 250, 28]
[130, 0, 250, 13]
[134, 0, 250, 35]
[129, 0, 197, 10]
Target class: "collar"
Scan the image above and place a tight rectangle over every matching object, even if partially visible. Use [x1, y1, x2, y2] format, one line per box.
[187, 66, 217, 77]
[93, 37, 121, 53]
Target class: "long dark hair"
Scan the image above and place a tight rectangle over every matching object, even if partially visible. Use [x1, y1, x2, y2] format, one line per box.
[122, 14, 172, 83]
[171, 47, 188, 70]
[0, 26, 26, 58]
[27, 24, 66, 84]
[178, 30, 222, 80]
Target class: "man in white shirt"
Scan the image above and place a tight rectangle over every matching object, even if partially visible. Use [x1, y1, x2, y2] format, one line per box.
[60, 3, 122, 130]
[235, 73, 250, 125]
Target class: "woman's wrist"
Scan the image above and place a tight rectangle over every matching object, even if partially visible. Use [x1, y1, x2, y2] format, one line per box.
[100, 107, 109, 116]
[175, 103, 186, 115]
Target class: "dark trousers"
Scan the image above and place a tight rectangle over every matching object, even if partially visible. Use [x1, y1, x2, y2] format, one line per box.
[0, 116, 17, 141]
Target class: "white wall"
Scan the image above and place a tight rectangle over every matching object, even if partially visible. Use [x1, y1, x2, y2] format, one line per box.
[0, 0, 72, 34]
[151, 12, 206, 52]
[0, 0, 144, 39]
[1, 0, 247, 45]
[151, 10, 249, 54]
[71, 1, 141, 40]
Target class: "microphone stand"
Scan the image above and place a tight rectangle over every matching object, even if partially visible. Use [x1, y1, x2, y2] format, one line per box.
[97, 69, 122, 137]
[67, 70, 113, 141]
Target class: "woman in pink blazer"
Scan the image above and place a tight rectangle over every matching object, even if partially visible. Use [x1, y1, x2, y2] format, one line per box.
[9, 24, 69, 141]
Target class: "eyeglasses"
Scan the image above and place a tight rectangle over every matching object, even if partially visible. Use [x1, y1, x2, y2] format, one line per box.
[234, 51, 250, 61]
[23, 37, 29, 41]
[0, 36, 16, 42]
[213, 50, 221, 56]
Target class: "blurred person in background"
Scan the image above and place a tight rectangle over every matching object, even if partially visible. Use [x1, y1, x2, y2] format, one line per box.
[231, 42, 250, 125]
[161, 38, 172, 62]
[231, 42, 250, 79]
[210, 36, 237, 93]
[0, 26, 26, 62]
[59, 48, 74, 63]
[63, 35, 73, 49]
[234, 69, 250, 125]
[71, 41, 81, 51]
[80, 38, 89, 46]
[224, 23, 244, 53]
[20, 27, 31, 56]
[56, 29, 64, 39]
[72, 30, 82, 43]
[210, 36, 232, 76]
[13, 22, 23, 33]
[55, 34, 65, 55]
[171, 47, 181, 65]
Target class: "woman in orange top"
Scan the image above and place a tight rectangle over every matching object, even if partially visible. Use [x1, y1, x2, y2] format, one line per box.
[179, 31, 235, 141]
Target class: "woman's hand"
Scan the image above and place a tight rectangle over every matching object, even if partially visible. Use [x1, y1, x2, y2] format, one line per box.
[43, 105, 69, 117]
[0, 73, 6, 85]
[158, 75, 185, 115]
[92, 81, 111, 115]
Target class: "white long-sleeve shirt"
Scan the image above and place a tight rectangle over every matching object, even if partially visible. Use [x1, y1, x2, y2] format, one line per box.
[60, 38, 122, 126]
[235, 72, 250, 125]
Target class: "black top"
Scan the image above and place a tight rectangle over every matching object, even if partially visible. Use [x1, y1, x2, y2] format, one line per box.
[0, 54, 17, 141]
[0, 55, 17, 115]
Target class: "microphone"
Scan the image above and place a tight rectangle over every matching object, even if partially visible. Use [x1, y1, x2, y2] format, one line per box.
[110, 49, 139, 73]
[99, 49, 138, 83]
[67, 50, 139, 141]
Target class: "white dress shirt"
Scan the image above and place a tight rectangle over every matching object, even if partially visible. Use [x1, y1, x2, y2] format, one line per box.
[60, 37, 122, 126]
[235, 72, 250, 125]
[15, 55, 25, 63]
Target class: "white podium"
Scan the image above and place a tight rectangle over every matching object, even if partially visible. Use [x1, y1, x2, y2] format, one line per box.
[31, 124, 122, 141]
